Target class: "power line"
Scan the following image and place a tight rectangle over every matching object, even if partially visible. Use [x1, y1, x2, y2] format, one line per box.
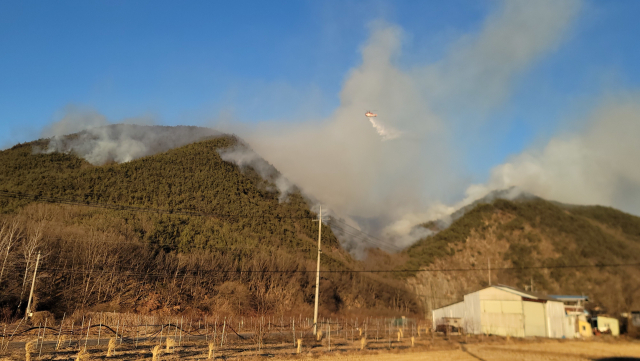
[5, 262, 638, 278]
[45, 236, 318, 251]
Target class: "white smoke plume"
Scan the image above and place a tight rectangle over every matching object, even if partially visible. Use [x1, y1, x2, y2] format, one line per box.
[218, 0, 581, 250]
[367, 117, 401, 141]
[40, 107, 220, 165]
[460, 95, 640, 216]
[217, 144, 296, 202]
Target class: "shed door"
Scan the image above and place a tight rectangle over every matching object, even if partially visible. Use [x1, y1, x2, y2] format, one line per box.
[523, 302, 546, 337]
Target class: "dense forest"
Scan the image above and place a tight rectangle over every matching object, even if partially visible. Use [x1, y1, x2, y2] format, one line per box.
[0, 129, 419, 321]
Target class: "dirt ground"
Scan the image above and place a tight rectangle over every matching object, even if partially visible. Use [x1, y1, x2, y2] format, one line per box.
[1, 335, 639, 360]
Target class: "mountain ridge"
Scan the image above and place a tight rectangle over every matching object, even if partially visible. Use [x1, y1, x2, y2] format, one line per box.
[400, 196, 640, 315]
[0, 127, 419, 318]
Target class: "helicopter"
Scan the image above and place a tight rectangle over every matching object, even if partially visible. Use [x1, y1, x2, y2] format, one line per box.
[365, 111, 377, 117]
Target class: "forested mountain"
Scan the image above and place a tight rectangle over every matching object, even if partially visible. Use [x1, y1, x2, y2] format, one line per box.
[399, 197, 640, 316]
[2, 125, 637, 322]
[0, 127, 418, 320]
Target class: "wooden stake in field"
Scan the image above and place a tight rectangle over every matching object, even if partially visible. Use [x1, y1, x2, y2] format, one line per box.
[220, 318, 226, 348]
[39, 318, 48, 357]
[68, 320, 74, 348]
[35, 323, 41, 351]
[258, 320, 262, 352]
[84, 318, 91, 351]
[97, 317, 102, 346]
[292, 318, 295, 347]
[56, 313, 66, 350]
[1, 324, 6, 352]
[120, 320, 125, 345]
[296, 339, 302, 354]
[79, 315, 85, 349]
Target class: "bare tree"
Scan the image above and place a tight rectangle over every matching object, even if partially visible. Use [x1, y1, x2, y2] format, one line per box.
[0, 220, 22, 286]
[17, 221, 44, 312]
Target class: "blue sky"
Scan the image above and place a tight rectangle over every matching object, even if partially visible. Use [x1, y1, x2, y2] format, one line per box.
[2, 0, 640, 186]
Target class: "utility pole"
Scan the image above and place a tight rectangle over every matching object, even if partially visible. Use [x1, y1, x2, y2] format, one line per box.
[25, 252, 40, 318]
[313, 206, 322, 335]
[488, 258, 491, 286]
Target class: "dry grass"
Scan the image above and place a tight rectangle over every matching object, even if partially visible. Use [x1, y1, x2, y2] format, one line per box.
[472, 340, 640, 359]
[106, 337, 117, 357]
[24, 340, 35, 361]
[273, 350, 479, 361]
[207, 342, 215, 359]
[75, 348, 89, 361]
[56, 334, 66, 350]
[151, 344, 162, 361]
[4, 332, 639, 361]
[165, 338, 175, 353]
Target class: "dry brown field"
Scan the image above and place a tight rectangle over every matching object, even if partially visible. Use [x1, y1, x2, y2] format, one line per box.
[1, 335, 639, 361]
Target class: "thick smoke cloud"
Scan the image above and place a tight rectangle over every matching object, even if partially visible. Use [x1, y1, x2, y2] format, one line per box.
[40, 108, 220, 165]
[218, 0, 581, 249]
[462, 96, 640, 216]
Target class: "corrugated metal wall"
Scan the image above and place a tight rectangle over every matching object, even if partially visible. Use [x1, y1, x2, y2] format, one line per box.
[545, 301, 566, 338]
[432, 286, 570, 339]
[432, 301, 465, 330]
[523, 301, 546, 337]
[480, 300, 525, 337]
[464, 291, 482, 334]
[562, 315, 577, 338]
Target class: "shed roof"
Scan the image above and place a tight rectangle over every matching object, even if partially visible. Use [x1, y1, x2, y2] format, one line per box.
[493, 284, 560, 302]
[549, 295, 589, 302]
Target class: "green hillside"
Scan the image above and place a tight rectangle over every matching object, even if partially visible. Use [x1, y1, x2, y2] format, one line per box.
[402, 198, 640, 315]
[0, 129, 419, 318]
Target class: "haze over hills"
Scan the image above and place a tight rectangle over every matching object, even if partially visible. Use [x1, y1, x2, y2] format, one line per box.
[0, 126, 419, 318]
[1, 125, 639, 320]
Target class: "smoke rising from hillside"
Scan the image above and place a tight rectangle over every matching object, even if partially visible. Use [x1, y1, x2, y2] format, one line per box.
[463, 95, 640, 216]
[219, 0, 582, 249]
[36, 0, 639, 254]
[41, 108, 219, 165]
[218, 144, 296, 202]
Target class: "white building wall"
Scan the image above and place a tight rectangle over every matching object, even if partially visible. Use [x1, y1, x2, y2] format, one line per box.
[464, 291, 482, 334]
[432, 286, 571, 339]
[478, 287, 525, 337]
[432, 301, 465, 330]
[545, 301, 566, 338]
[562, 315, 577, 338]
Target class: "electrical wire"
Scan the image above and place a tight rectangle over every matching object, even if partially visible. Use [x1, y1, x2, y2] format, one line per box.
[4, 261, 638, 278]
